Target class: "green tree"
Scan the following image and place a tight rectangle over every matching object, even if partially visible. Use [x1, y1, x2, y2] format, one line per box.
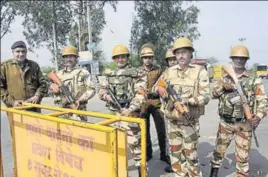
[7, 1, 74, 68]
[130, 1, 200, 66]
[130, 54, 142, 67]
[69, 1, 117, 49]
[68, 1, 117, 74]
[103, 61, 117, 71]
[0, 0, 16, 39]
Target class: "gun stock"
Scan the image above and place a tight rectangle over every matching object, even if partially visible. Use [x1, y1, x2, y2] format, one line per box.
[156, 77, 167, 88]
[223, 65, 239, 83]
[164, 82, 199, 136]
[48, 72, 77, 109]
[48, 72, 62, 85]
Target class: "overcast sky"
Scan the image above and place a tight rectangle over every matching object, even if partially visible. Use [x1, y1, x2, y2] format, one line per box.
[1, 1, 268, 67]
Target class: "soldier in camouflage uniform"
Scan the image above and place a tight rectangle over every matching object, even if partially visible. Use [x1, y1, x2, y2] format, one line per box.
[98, 44, 147, 176]
[153, 37, 210, 177]
[163, 48, 178, 173]
[209, 45, 268, 177]
[139, 43, 169, 163]
[50, 46, 95, 121]
[165, 49, 178, 68]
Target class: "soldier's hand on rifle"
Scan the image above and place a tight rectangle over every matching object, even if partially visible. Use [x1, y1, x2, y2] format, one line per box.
[61, 96, 69, 106]
[50, 83, 60, 93]
[74, 100, 80, 109]
[25, 95, 40, 104]
[249, 115, 261, 129]
[13, 100, 23, 107]
[156, 86, 168, 98]
[174, 101, 185, 112]
[222, 82, 235, 91]
[104, 94, 113, 103]
[120, 108, 132, 117]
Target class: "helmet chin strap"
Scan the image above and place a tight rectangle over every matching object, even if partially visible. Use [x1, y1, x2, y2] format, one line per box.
[117, 62, 128, 68]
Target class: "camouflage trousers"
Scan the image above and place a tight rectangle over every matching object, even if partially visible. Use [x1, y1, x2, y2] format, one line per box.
[211, 119, 252, 177]
[164, 116, 171, 156]
[110, 111, 142, 167]
[167, 119, 202, 177]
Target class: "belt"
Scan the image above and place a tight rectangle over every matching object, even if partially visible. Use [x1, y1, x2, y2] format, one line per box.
[221, 117, 244, 124]
[147, 93, 160, 99]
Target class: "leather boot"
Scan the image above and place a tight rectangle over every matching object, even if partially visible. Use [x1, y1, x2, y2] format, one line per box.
[209, 167, 219, 177]
[160, 154, 170, 164]
[164, 165, 174, 173]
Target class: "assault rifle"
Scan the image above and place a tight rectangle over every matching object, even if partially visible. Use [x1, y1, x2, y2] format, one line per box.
[223, 64, 260, 147]
[48, 72, 77, 109]
[156, 77, 199, 136]
[106, 86, 123, 112]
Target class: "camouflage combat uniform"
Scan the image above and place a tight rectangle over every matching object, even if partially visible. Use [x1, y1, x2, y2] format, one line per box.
[211, 70, 267, 177]
[53, 66, 95, 120]
[154, 64, 210, 177]
[98, 64, 147, 167]
[139, 65, 167, 159]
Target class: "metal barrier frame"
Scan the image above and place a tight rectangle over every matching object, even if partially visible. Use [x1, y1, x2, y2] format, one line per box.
[1, 102, 147, 177]
[0, 147, 3, 177]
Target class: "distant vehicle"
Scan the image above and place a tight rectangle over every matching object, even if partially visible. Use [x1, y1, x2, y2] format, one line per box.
[191, 58, 207, 69]
[256, 64, 268, 79]
[191, 59, 217, 82]
[212, 65, 223, 81]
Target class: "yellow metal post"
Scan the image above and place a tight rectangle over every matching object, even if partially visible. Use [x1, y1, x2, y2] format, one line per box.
[110, 130, 118, 177]
[0, 107, 115, 133]
[46, 111, 71, 117]
[97, 118, 120, 125]
[0, 147, 3, 177]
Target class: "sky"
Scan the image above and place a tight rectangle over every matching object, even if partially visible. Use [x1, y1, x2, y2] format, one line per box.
[1, 1, 268, 67]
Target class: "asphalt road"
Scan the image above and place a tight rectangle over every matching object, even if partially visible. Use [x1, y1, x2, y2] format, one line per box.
[1, 79, 268, 177]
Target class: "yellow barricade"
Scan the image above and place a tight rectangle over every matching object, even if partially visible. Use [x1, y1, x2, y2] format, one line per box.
[0, 147, 3, 177]
[0, 102, 147, 177]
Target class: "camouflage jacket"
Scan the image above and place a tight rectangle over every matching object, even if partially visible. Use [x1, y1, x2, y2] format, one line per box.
[0, 58, 48, 107]
[212, 70, 267, 119]
[98, 64, 147, 112]
[53, 67, 95, 106]
[139, 65, 163, 109]
[153, 64, 210, 120]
